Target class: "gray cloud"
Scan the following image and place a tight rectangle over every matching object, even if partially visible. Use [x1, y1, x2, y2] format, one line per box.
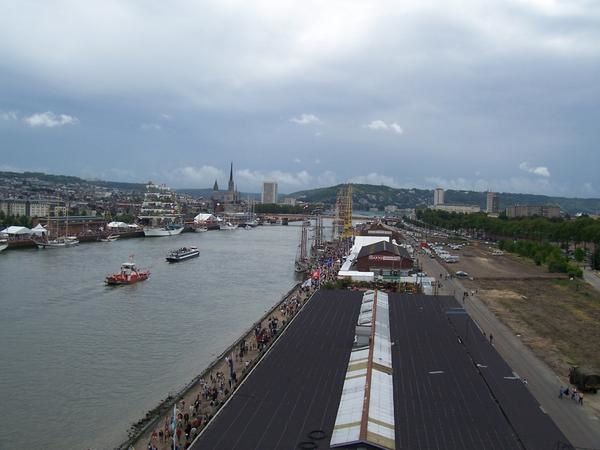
[0, 1, 599, 197]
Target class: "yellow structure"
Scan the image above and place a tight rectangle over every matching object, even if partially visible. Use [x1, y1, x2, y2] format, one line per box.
[334, 184, 353, 238]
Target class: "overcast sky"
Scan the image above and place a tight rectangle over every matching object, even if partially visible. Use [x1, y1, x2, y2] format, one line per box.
[1, 0, 599, 196]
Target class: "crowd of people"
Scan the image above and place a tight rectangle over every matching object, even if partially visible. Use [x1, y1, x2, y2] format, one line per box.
[133, 285, 312, 450]
[559, 386, 585, 405]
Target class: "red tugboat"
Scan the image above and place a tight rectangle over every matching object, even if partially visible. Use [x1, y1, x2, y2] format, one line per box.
[105, 261, 150, 285]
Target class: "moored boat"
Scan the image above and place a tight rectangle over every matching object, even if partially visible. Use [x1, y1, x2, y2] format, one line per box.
[166, 246, 200, 263]
[219, 222, 237, 231]
[105, 262, 150, 285]
[0, 239, 8, 253]
[100, 234, 119, 242]
[37, 236, 79, 249]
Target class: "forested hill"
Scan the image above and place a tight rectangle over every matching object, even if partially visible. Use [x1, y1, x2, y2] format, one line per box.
[288, 184, 600, 215]
[0, 171, 146, 191]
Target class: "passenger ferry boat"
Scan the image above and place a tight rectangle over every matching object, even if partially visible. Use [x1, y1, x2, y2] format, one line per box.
[105, 261, 150, 285]
[166, 246, 200, 263]
[138, 182, 184, 237]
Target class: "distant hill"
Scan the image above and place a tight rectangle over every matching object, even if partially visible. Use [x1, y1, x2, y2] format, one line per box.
[0, 171, 146, 191]
[289, 184, 600, 215]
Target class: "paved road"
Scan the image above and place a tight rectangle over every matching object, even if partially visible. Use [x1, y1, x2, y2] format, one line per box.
[415, 251, 600, 449]
[583, 268, 600, 292]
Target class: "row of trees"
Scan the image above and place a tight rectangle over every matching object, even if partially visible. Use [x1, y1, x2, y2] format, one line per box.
[414, 209, 600, 272]
[498, 239, 582, 277]
[0, 211, 32, 228]
[254, 203, 311, 214]
[415, 209, 600, 248]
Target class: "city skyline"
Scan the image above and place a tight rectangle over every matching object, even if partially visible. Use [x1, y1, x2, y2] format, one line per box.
[1, 1, 600, 197]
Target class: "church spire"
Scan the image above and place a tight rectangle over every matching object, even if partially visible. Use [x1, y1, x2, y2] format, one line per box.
[228, 161, 235, 192]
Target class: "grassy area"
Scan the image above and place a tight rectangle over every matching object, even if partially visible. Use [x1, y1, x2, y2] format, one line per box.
[474, 278, 600, 378]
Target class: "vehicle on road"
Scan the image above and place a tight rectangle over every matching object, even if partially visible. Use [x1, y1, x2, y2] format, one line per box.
[569, 366, 600, 393]
[455, 270, 469, 278]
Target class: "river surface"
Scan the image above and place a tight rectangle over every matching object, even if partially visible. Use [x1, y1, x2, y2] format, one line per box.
[0, 225, 302, 449]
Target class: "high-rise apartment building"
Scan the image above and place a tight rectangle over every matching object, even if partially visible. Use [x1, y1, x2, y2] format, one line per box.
[486, 191, 499, 214]
[433, 188, 444, 206]
[261, 181, 278, 204]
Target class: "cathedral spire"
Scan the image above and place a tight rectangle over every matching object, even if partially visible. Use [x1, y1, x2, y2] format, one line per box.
[228, 161, 235, 192]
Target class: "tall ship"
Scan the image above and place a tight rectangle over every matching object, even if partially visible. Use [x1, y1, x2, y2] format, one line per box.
[138, 182, 184, 237]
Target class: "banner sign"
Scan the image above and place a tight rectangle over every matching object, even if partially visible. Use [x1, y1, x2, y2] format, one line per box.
[368, 255, 401, 261]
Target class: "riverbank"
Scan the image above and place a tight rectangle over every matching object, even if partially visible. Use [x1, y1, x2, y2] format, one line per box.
[122, 281, 314, 450]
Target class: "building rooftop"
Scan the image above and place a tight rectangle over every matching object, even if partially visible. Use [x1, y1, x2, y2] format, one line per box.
[356, 240, 411, 260]
[191, 291, 569, 450]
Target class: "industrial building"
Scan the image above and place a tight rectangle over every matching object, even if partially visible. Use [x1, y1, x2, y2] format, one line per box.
[355, 241, 413, 276]
[191, 290, 569, 450]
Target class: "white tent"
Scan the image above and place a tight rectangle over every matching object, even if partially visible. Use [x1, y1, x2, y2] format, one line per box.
[107, 221, 129, 228]
[194, 213, 217, 223]
[31, 223, 47, 236]
[1, 226, 31, 236]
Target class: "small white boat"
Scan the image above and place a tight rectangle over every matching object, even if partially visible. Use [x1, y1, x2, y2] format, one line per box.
[219, 222, 237, 231]
[100, 234, 119, 242]
[194, 227, 208, 233]
[0, 239, 8, 253]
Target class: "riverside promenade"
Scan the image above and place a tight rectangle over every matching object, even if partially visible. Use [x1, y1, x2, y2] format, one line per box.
[123, 282, 314, 450]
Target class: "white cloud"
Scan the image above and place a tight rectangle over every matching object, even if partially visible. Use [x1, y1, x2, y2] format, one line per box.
[424, 175, 555, 196]
[290, 113, 321, 125]
[23, 111, 78, 128]
[237, 168, 314, 188]
[519, 161, 551, 177]
[365, 120, 403, 135]
[140, 123, 162, 131]
[173, 165, 223, 185]
[293, 157, 301, 163]
[315, 159, 321, 164]
[161, 113, 172, 120]
[350, 172, 402, 188]
[1, 111, 18, 121]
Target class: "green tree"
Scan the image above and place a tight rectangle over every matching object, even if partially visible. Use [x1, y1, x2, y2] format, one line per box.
[574, 248, 585, 263]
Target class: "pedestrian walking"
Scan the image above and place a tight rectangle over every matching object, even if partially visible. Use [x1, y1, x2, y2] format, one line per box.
[559, 386, 563, 399]
[489, 333, 493, 345]
[579, 393, 584, 405]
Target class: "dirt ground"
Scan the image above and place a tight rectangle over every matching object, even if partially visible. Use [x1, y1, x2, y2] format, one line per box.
[437, 241, 566, 280]
[462, 276, 600, 409]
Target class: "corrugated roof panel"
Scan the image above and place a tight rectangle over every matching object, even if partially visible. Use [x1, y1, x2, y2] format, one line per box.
[331, 375, 366, 447]
[331, 290, 396, 450]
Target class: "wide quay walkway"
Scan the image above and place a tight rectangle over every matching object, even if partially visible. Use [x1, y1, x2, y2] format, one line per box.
[190, 290, 363, 450]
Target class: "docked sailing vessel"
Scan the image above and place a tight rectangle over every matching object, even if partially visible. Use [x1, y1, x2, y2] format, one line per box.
[138, 182, 184, 237]
[294, 220, 311, 273]
[37, 207, 79, 249]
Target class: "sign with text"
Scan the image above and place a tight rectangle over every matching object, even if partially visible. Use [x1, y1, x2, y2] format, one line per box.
[368, 255, 401, 261]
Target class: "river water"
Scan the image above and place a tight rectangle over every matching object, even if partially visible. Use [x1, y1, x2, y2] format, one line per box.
[0, 225, 301, 449]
